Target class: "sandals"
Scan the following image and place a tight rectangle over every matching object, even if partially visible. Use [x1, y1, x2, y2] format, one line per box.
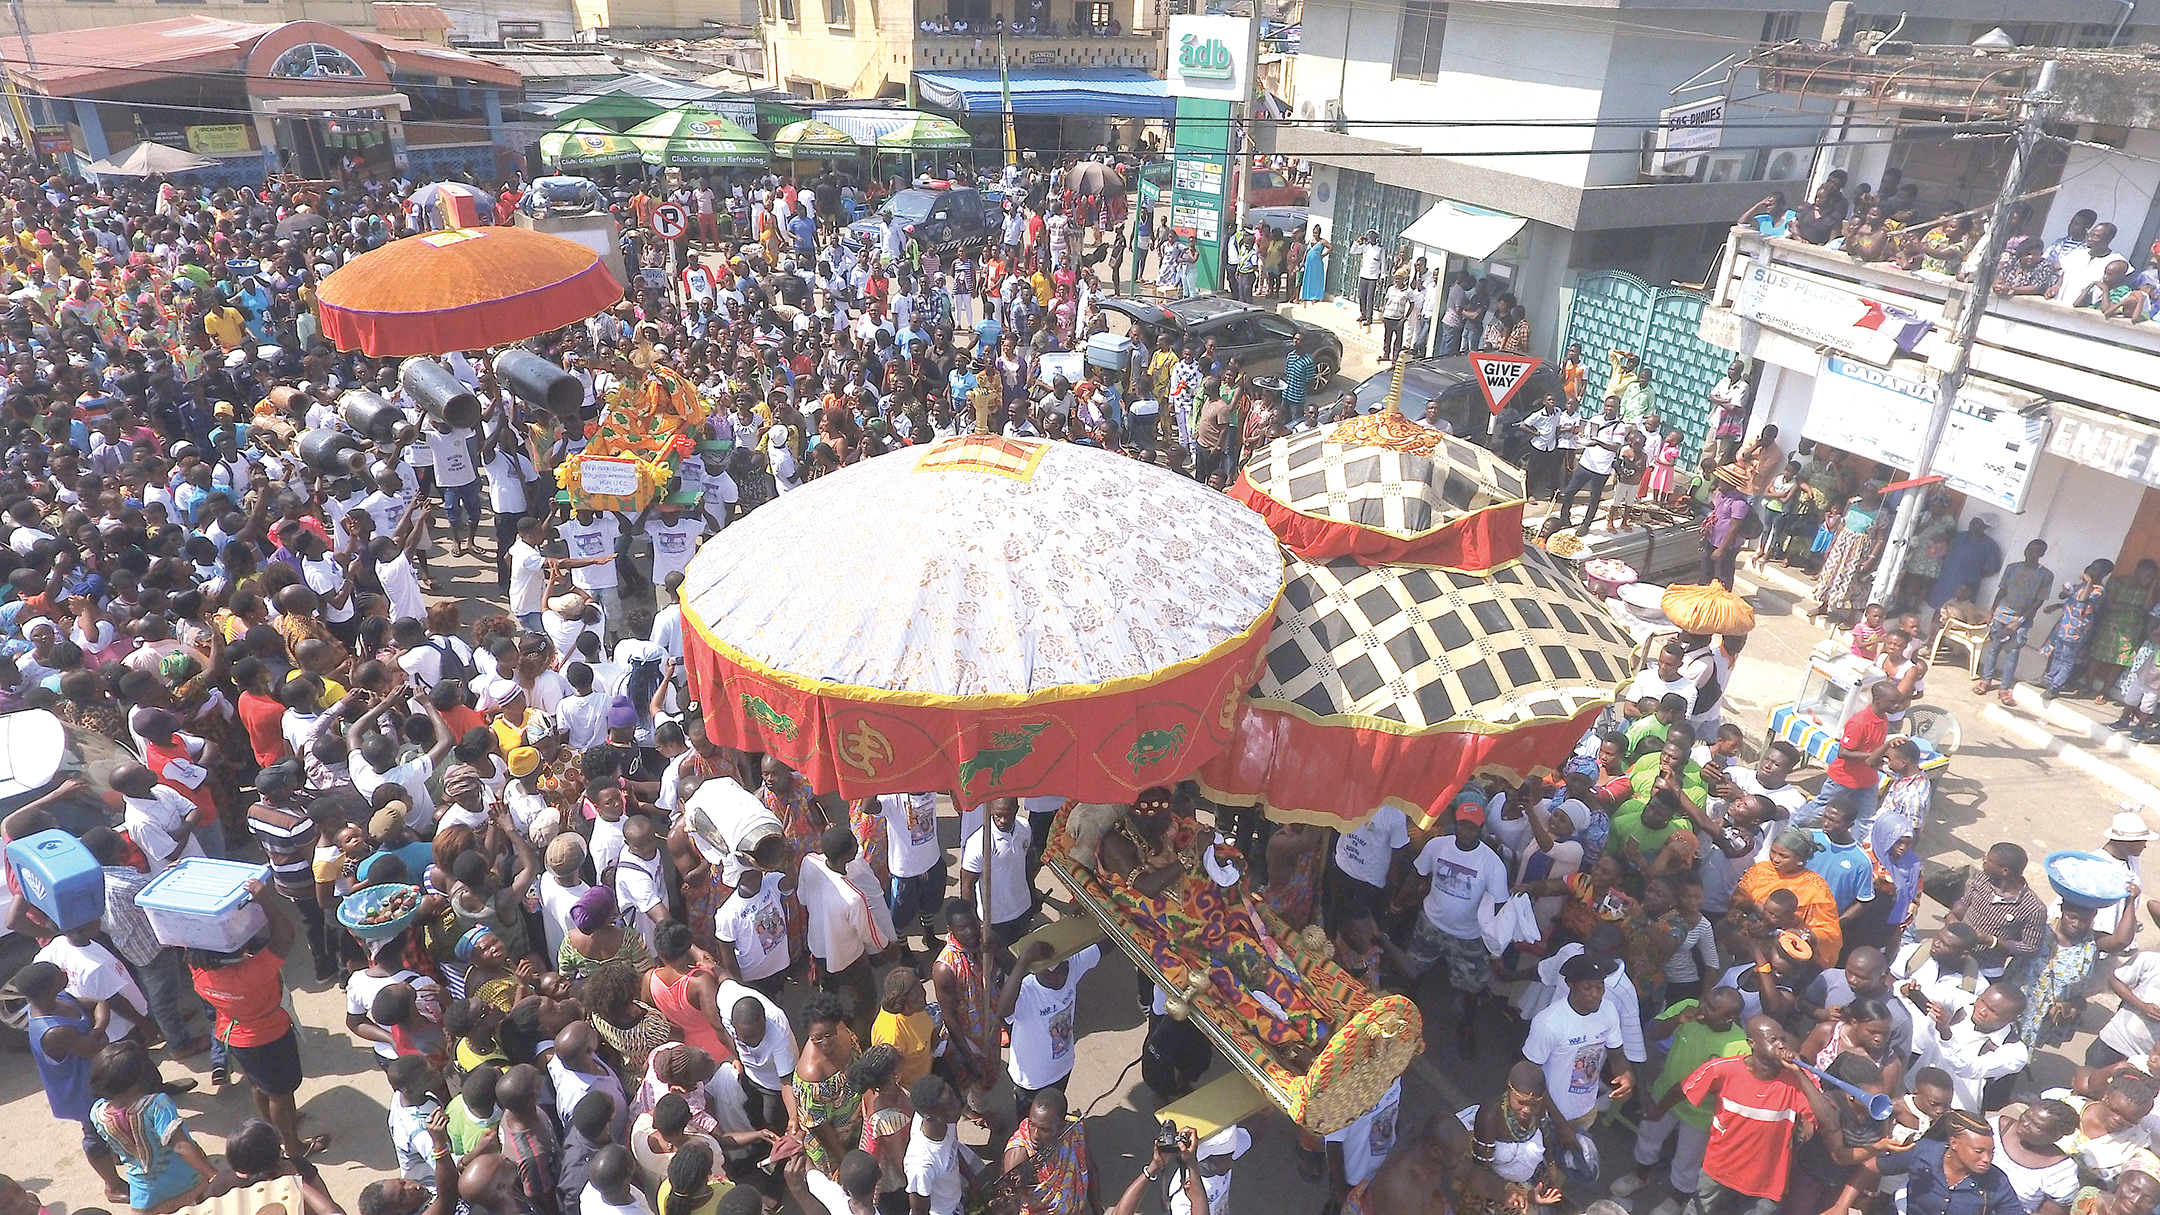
[299, 1134, 332, 1159]
[1974, 680, 1996, 695]
[1999, 690, 2016, 706]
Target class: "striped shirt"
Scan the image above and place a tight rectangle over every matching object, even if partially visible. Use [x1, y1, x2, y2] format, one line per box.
[247, 802, 320, 895]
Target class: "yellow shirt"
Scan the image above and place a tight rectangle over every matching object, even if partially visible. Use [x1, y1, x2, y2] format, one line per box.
[1030, 272, 1052, 306]
[872, 1008, 936, 1085]
[204, 307, 248, 350]
[656, 1177, 730, 1215]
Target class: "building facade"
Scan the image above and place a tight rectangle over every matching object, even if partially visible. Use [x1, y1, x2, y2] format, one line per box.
[1278, 0, 2149, 361]
[16, 0, 578, 44]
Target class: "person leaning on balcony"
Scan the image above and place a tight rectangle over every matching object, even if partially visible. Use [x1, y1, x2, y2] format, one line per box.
[1835, 203, 1894, 263]
[2053, 221, 2120, 304]
[1993, 236, 2062, 298]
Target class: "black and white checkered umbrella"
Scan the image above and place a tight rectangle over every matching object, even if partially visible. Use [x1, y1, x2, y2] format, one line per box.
[1256, 546, 1632, 730]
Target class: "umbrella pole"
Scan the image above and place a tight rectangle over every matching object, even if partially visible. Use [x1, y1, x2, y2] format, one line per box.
[976, 797, 999, 1090]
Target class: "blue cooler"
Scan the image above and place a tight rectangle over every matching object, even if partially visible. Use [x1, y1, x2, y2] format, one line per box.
[136, 858, 270, 953]
[1086, 332, 1134, 372]
[5, 830, 104, 931]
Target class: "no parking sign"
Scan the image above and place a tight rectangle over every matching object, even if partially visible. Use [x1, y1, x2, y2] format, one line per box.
[652, 203, 689, 240]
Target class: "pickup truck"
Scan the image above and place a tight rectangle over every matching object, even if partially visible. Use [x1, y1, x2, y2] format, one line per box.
[844, 185, 1004, 257]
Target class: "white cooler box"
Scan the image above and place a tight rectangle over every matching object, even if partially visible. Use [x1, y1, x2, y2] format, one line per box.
[136, 858, 272, 953]
[1086, 332, 1133, 371]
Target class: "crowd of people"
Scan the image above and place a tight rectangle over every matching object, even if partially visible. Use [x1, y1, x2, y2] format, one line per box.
[0, 117, 2152, 1215]
[1741, 168, 2160, 323]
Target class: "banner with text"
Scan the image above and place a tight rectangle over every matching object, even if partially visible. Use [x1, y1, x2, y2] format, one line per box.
[1802, 356, 2047, 512]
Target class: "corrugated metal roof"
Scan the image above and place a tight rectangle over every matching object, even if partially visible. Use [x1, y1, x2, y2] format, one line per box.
[374, 4, 455, 32]
[488, 51, 621, 80]
[0, 16, 522, 95]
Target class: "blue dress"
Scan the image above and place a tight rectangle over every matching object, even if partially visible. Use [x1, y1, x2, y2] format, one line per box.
[31, 994, 94, 1125]
[1302, 242, 1328, 301]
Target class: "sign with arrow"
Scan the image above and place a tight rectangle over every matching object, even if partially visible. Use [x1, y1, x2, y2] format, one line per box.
[1469, 354, 1542, 415]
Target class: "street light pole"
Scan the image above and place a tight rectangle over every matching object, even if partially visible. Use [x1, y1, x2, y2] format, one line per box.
[1865, 59, 2058, 609]
[4, 0, 45, 166]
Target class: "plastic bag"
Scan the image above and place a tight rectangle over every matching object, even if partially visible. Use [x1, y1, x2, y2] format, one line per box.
[1478, 892, 1543, 956]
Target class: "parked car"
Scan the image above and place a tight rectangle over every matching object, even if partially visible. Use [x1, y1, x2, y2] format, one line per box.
[844, 184, 1003, 255]
[1096, 294, 1343, 383]
[1350, 354, 1564, 442]
[1244, 168, 1309, 209]
[0, 709, 138, 1036]
[1135, 163, 1308, 220]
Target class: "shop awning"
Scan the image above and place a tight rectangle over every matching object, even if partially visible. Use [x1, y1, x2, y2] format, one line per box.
[2049, 400, 2160, 489]
[1399, 200, 1528, 262]
[911, 69, 1174, 118]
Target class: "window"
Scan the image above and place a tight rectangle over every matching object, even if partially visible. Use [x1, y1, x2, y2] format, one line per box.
[498, 19, 543, 37]
[1393, 1, 1447, 82]
[778, 0, 797, 23]
[950, 0, 991, 23]
[826, 0, 848, 25]
[759, 0, 775, 20]
[1078, 0, 1112, 28]
[1258, 315, 1297, 341]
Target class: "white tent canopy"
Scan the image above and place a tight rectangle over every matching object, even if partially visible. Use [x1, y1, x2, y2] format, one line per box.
[1399, 200, 1527, 262]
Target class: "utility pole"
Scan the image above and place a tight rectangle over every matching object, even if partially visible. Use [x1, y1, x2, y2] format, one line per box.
[5, 0, 44, 166]
[1866, 59, 2058, 608]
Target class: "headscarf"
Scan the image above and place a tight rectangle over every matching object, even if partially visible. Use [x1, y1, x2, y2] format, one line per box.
[1775, 827, 1819, 859]
[455, 925, 498, 963]
[570, 886, 618, 933]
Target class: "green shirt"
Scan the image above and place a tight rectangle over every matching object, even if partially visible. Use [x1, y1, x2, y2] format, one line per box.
[1651, 1012, 1750, 1130]
[1627, 752, 1707, 805]
[446, 1094, 500, 1159]
[1609, 805, 1686, 862]
[1623, 715, 1674, 762]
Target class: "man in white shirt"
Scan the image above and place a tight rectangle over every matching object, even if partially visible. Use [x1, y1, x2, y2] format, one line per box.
[715, 868, 792, 994]
[426, 421, 482, 557]
[1351, 229, 1386, 326]
[999, 940, 1100, 1127]
[1911, 982, 2030, 1112]
[638, 501, 704, 599]
[294, 528, 356, 645]
[1555, 396, 1631, 536]
[905, 1076, 983, 1215]
[507, 516, 550, 632]
[482, 429, 534, 597]
[1407, 805, 1510, 1054]
[612, 817, 671, 954]
[882, 792, 944, 957]
[719, 981, 796, 1130]
[1627, 640, 1696, 707]
[2054, 221, 2121, 305]
[1523, 953, 1633, 1127]
[556, 507, 624, 643]
[113, 763, 205, 874]
[798, 824, 898, 1035]
[1323, 1078, 1401, 1206]
[958, 798, 1034, 945]
[1331, 804, 1411, 924]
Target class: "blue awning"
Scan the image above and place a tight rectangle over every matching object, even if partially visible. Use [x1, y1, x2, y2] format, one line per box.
[912, 69, 1173, 118]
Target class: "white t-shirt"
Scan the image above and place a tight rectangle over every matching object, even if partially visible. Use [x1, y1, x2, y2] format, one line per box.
[559, 516, 622, 591]
[580, 1184, 653, 1215]
[122, 786, 206, 873]
[643, 517, 705, 585]
[346, 968, 440, 1060]
[1988, 1110, 2079, 1212]
[905, 1116, 981, 1215]
[798, 855, 895, 971]
[1413, 836, 1509, 939]
[715, 874, 791, 981]
[560, 689, 612, 752]
[881, 792, 942, 879]
[301, 554, 354, 623]
[1625, 669, 1694, 706]
[538, 874, 592, 964]
[1523, 996, 1625, 1121]
[351, 753, 435, 826]
[37, 936, 147, 1042]
[377, 554, 428, 623]
[428, 427, 479, 487]
[1007, 944, 1099, 1089]
[1334, 805, 1409, 888]
[614, 848, 669, 952]
[683, 777, 784, 887]
[1167, 1168, 1233, 1215]
[2104, 951, 2160, 1059]
[961, 818, 1033, 926]
[483, 450, 532, 515]
[719, 980, 797, 1090]
[508, 540, 547, 617]
[1323, 1078, 1401, 1188]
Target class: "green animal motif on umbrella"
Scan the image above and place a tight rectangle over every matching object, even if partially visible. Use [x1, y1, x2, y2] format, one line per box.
[1127, 724, 1189, 774]
[741, 693, 800, 741]
[959, 723, 1048, 790]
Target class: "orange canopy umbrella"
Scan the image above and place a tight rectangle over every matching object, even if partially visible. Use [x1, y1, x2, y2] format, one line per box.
[317, 227, 623, 356]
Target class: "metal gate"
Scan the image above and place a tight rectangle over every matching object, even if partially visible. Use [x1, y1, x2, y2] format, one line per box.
[1560, 271, 1736, 464]
[1325, 170, 1424, 300]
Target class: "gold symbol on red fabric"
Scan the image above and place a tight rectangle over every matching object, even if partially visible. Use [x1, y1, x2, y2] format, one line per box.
[838, 719, 896, 778]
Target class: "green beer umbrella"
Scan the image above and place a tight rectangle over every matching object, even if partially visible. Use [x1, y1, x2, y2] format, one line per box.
[539, 122, 644, 169]
[876, 113, 971, 151]
[772, 119, 859, 158]
[627, 108, 770, 168]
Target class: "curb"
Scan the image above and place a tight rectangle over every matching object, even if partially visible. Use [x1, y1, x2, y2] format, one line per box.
[1980, 703, 2160, 808]
[2005, 684, 2160, 785]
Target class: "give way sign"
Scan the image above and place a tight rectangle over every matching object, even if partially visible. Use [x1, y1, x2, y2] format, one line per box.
[1468, 354, 1542, 415]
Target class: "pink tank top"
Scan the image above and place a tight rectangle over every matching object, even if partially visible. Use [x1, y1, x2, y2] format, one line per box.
[649, 966, 733, 1062]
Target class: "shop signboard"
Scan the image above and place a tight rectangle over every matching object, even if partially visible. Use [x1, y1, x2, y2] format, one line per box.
[1802, 356, 2046, 511]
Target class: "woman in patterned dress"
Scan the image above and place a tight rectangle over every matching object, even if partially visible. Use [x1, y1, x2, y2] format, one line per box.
[2090, 558, 2158, 701]
[791, 994, 863, 1177]
[1811, 488, 1889, 624]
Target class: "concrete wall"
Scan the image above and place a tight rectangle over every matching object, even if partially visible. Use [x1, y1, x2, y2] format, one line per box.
[440, 0, 580, 42]
[2044, 128, 2160, 245]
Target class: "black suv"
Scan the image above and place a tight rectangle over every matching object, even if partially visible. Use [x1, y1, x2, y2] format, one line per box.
[1096, 294, 1343, 384]
[845, 185, 1003, 256]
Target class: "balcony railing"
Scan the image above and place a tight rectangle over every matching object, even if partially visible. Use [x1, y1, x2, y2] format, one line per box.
[1705, 228, 2160, 430]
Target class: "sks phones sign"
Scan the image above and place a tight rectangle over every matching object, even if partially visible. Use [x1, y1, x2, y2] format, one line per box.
[1167, 15, 1254, 100]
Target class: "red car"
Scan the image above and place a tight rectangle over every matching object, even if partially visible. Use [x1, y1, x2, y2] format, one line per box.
[1243, 168, 1309, 209]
